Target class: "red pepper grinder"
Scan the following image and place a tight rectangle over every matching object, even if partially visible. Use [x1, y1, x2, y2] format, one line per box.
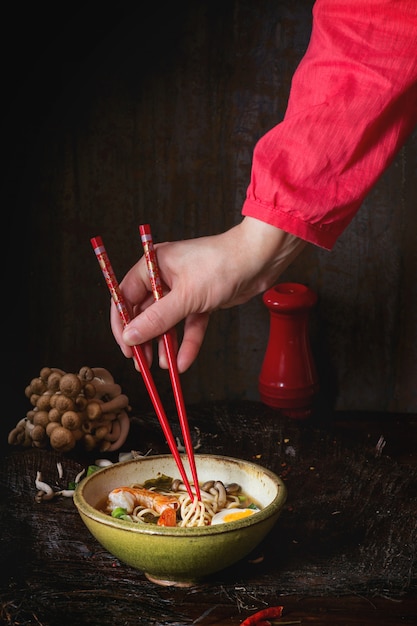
[259, 282, 319, 419]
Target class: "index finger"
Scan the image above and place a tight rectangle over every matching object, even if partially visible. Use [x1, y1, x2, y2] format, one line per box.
[109, 256, 153, 352]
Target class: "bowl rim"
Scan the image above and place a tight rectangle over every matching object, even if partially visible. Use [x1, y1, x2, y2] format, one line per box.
[73, 453, 287, 536]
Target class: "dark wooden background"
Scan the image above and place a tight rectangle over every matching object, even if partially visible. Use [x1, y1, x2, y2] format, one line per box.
[3, 1, 417, 435]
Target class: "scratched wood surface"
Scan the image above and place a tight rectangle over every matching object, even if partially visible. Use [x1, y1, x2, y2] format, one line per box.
[1, 402, 416, 625]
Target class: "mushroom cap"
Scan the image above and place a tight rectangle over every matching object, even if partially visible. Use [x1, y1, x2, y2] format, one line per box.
[61, 410, 83, 431]
[36, 392, 52, 412]
[59, 373, 82, 398]
[86, 400, 102, 420]
[31, 424, 47, 443]
[49, 426, 76, 452]
[94, 424, 111, 440]
[30, 393, 41, 407]
[54, 394, 75, 413]
[79, 366, 94, 382]
[82, 433, 98, 451]
[48, 407, 61, 422]
[40, 366, 53, 382]
[8, 426, 26, 445]
[47, 371, 63, 392]
[46, 421, 61, 437]
[33, 410, 50, 428]
[29, 377, 47, 395]
[92, 367, 115, 384]
[75, 395, 88, 411]
[83, 382, 96, 399]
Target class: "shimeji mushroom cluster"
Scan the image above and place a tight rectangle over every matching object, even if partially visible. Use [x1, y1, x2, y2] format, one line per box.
[8, 366, 131, 453]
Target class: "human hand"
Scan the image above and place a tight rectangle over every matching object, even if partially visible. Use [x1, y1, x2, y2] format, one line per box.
[110, 217, 306, 372]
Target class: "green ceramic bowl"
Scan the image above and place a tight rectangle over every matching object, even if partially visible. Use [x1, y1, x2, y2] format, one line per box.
[73, 454, 287, 586]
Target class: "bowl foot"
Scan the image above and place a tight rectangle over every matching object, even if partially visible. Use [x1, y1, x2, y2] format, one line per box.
[144, 573, 198, 587]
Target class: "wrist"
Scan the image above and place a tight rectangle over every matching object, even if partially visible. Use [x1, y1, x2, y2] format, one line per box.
[231, 217, 307, 295]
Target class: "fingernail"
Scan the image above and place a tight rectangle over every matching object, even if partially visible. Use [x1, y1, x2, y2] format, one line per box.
[123, 328, 141, 345]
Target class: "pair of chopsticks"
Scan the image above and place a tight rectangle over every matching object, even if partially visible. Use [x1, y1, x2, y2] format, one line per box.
[91, 227, 201, 501]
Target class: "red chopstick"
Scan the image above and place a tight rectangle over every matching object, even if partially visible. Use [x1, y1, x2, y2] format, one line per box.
[90, 236, 196, 501]
[139, 224, 201, 501]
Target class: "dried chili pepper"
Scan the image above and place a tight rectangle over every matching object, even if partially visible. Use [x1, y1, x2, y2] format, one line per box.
[240, 605, 284, 625]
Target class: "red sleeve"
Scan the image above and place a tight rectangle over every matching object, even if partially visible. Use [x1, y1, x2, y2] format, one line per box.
[242, 0, 417, 250]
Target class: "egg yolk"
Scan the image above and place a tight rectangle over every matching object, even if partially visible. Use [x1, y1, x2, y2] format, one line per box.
[222, 509, 255, 523]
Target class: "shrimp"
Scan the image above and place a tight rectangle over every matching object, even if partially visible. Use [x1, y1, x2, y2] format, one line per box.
[107, 486, 179, 526]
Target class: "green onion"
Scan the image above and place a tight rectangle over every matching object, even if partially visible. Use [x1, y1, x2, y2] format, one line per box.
[111, 507, 128, 519]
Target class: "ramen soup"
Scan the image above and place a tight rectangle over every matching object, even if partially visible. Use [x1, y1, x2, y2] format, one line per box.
[98, 474, 262, 528]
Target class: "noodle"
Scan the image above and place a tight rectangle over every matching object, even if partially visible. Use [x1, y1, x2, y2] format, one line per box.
[104, 477, 257, 527]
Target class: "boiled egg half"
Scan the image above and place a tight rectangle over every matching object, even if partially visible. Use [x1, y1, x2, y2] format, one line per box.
[211, 507, 259, 525]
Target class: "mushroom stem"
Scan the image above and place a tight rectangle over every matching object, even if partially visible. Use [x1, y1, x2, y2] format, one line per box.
[100, 394, 129, 414]
[93, 382, 123, 398]
[103, 419, 121, 442]
[35, 471, 55, 502]
[107, 411, 130, 451]
[213, 481, 227, 509]
[55, 489, 76, 498]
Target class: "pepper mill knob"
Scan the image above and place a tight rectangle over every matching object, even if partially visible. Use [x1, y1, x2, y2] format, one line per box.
[259, 282, 319, 419]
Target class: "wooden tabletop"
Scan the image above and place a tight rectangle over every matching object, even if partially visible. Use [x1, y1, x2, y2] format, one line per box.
[1, 401, 416, 625]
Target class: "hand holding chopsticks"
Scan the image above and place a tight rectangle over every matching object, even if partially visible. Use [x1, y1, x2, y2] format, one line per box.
[139, 224, 201, 500]
[90, 235, 200, 501]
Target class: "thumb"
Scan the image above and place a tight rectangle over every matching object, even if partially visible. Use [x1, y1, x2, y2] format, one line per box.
[122, 293, 184, 347]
